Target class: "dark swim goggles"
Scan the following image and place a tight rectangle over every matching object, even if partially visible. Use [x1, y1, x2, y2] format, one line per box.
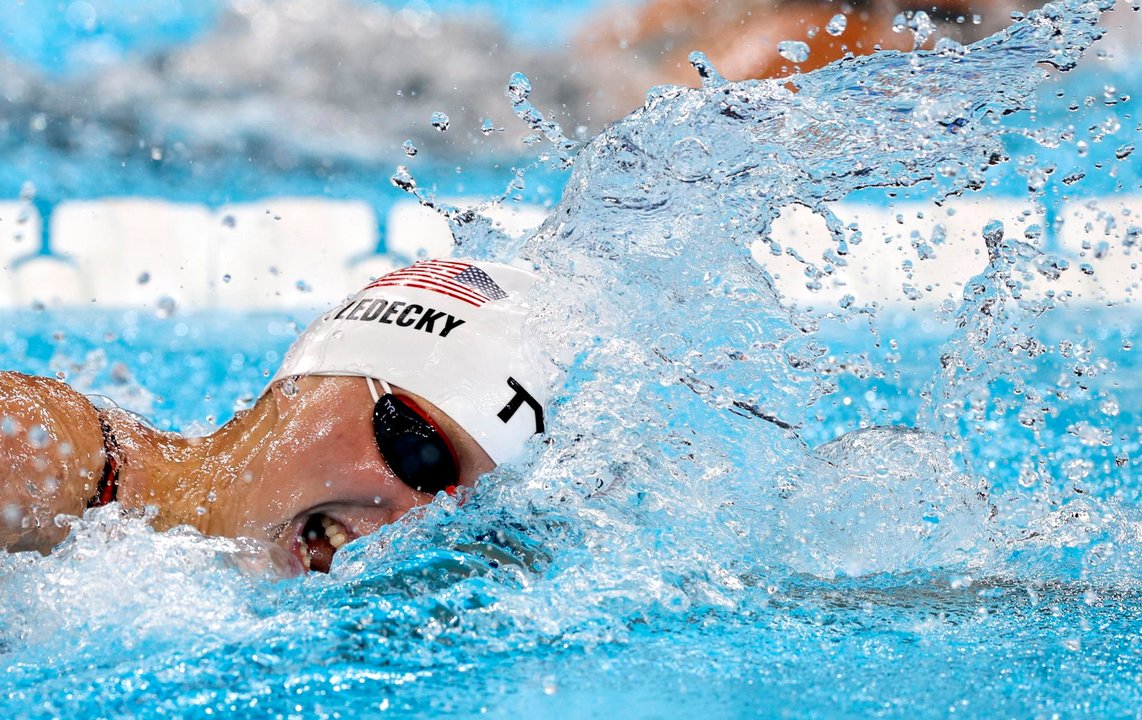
[367, 377, 459, 496]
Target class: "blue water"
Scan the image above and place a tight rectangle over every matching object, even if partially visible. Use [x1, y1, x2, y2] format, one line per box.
[1, 0, 1141, 717]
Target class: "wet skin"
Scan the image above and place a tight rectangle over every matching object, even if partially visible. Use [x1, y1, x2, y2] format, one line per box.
[219, 376, 495, 573]
[0, 372, 494, 573]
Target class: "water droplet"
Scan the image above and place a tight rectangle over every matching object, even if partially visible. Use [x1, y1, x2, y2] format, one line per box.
[281, 377, 299, 398]
[27, 425, 49, 448]
[688, 51, 726, 87]
[17, 181, 35, 226]
[155, 296, 177, 319]
[1018, 463, 1039, 487]
[826, 14, 847, 36]
[507, 72, 532, 103]
[221, 215, 236, 228]
[892, 10, 935, 50]
[480, 118, 496, 135]
[402, 139, 418, 157]
[206, 491, 217, 503]
[137, 271, 150, 285]
[1100, 397, 1120, 417]
[669, 137, 712, 182]
[391, 165, 416, 192]
[222, 273, 232, 284]
[150, 146, 163, 161]
[935, 38, 967, 57]
[2, 503, 23, 526]
[65, 1, 97, 31]
[195, 506, 207, 516]
[430, 111, 450, 132]
[1036, 255, 1069, 280]
[296, 280, 312, 293]
[777, 41, 810, 64]
[982, 219, 1004, 248]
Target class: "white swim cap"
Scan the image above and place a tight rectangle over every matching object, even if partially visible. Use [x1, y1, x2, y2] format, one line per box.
[271, 258, 551, 464]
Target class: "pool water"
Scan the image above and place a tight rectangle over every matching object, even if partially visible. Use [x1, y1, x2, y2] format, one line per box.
[1, 0, 1140, 717]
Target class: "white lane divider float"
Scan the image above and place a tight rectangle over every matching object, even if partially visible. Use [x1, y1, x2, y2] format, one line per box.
[0, 195, 1134, 310]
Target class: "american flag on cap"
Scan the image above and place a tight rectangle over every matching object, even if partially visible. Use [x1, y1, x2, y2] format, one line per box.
[364, 259, 509, 307]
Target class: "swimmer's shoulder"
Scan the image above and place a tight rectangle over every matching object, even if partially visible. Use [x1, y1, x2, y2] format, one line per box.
[0, 371, 107, 552]
[0, 371, 105, 436]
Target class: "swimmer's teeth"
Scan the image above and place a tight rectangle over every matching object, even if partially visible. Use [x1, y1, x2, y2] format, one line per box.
[299, 514, 351, 571]
[327, 523, 349, 549]
[299, 539, 312, 570]
[321, 515, 350, 549]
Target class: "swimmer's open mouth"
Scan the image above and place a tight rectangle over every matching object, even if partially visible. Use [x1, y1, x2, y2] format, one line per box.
[297, 512, 356, 573]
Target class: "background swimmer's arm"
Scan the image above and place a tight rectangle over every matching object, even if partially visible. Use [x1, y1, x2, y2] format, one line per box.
[0, 372, 106, 553]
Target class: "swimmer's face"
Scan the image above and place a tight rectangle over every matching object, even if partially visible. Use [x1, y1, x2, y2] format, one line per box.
[226, 376, 494, 574]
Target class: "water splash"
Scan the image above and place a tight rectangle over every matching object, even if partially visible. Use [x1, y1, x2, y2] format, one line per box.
[510, 0, 1121, 586]
[0, 0, 1136, 715]
[893, 10, 937, 51]
[371, 0, 1130, 599]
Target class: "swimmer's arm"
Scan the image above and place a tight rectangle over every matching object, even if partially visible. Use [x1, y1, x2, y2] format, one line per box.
[0, 372, 105, 553]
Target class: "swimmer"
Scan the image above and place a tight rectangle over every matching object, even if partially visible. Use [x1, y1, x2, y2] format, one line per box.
[578, 0, 1035, 112]
[0, 259, 552, 574]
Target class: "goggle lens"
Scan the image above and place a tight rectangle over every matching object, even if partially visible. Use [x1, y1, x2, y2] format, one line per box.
[372, 386, 459, 495]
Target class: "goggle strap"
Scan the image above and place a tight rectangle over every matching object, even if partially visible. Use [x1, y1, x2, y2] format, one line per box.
[365, 377, 394, 403]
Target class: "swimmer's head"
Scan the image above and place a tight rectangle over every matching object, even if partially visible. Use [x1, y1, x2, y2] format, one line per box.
[271, 258, 551, 464]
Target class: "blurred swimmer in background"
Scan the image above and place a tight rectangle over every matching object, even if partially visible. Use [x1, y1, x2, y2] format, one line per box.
[0, 259, 553, 574]
[577, 0, 1036, 113]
